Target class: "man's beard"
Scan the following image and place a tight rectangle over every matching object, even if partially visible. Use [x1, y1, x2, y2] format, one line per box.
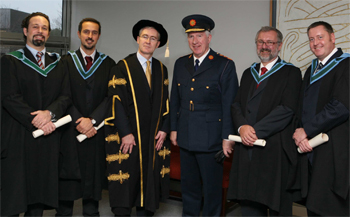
[83, 44, 95, 50]
[257, 48, 277, 62]
[32, 38, 45, 47]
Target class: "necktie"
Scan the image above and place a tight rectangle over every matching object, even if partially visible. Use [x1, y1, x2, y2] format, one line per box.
[36, 52, 44, 69]
[313, 62, 323, 75]
[85, 56, 93, 71]
[194, 59, 200, 72]
[257, 67, 268, 89]
[146, 60, 152, 88]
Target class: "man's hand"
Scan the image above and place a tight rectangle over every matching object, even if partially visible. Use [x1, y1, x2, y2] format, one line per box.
[76, 117, 93, 134]
[222, 140, 235, 158]
[85, 127, 97, 138]
[155, 131, 167, 151]
[296, 138, 313, 153]
[31, 110, 51, 129]
[170, 131, 178, 146]
[120, 134, 136, 154]
[293, 128, 308, 145]
[239, 125, 258, 146]
[41, 121, 56, 135]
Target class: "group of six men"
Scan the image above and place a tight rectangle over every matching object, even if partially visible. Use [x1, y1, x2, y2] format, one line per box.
[1, 11, 348, 217]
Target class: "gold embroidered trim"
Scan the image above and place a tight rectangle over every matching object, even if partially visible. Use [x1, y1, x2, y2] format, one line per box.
[108, 75, 127, 88]
[106, 150, 129, 164]
[160, 165, 170, 178]
[108, 170, 130, 184]
[123, 59, 144, 206]
[158, 147, 171, 160]
[105, 132, 120, 144]
[153, 62, 164, 169]
[164, 79, 169, 86]
[163, 99, 169, 116]
[105, 95, 121, 126]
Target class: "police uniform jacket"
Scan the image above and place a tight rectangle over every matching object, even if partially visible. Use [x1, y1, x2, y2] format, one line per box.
[170, 49, 238, 152]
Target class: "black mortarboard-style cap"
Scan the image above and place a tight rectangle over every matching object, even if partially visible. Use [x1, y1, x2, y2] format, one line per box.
[181, 14, 215, 33]
[132, 19, 168, 48]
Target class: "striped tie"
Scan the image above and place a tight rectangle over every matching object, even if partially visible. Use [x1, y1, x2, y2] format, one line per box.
[36, 52, 44, 69]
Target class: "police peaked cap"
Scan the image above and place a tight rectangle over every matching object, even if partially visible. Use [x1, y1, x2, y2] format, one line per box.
[132, 19, 168, 48]
[182, 14, 215, 33]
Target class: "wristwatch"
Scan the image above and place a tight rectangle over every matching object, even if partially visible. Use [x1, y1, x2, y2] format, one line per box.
[49, 110, 56, 122]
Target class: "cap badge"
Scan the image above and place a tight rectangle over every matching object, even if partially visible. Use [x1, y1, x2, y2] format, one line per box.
[189, 19, 196, 27]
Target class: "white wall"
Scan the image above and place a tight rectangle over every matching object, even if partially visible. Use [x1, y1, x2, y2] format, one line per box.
[70, 0, 271, 82]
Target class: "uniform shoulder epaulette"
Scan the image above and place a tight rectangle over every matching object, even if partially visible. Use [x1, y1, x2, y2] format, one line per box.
[216, 52, 232, 60]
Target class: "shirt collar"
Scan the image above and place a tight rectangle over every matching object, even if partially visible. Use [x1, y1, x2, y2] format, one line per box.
[137, 51, 152, 66]
[260, 56, 279, 72]
[80, 47, 96, 63]
[319, 47, 338, 65]
[26, 44, 46, 59]
[193, 48, 211, 66]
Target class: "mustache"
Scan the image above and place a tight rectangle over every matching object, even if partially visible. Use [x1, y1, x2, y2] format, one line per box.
[33, 34, 45, 39]
[259, 48, 271, 53]
[86, 38, 94, 42]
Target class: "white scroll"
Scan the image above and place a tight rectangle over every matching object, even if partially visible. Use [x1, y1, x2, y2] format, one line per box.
[76, 121, 105, 143]
[297, 133, 329, 153]
[32, 115, 72, 138]
[228, 135, 266, 147]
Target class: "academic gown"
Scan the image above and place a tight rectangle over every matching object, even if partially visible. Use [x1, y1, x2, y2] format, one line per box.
[297, 48, 349, 216]
[58, 50, 116, 201]
[1, 47, 71, 215]
[105, 53, 170, 212]
[227, 58, 302, 214]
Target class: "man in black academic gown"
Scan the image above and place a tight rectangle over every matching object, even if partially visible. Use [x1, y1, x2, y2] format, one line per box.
[227, 26, 302, 216]
[293, 21, 349, 216]
[105, 20, 169, 216]
[57, 18, 116, 216]
[170, 14, 238, 216]
[1, 12, 71, 216]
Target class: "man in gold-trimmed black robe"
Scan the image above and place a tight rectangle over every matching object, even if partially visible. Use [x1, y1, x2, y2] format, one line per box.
[105, 20, 170, 216]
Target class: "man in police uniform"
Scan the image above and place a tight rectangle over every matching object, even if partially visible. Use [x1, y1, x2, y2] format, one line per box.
[56, 18, 116, 216]
[293, 21, 349, 216]
[105, 20, 170, 216]
[1, 12, 71, 216]
[227, 26, 302, 216]
[170, 14, 238, 216]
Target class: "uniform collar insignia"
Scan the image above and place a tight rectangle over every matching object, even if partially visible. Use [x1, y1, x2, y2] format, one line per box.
[7, 49, 60, 77]
[69, 50, 108, 80]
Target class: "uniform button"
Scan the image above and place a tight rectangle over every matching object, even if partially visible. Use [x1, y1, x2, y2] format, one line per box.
[219, 119, 221, 121]
[178, 83, 181, 86]
[190, 100, 193, 103]
[206, 86, 209, 89]
[191, 87, 194, 91]
[192, 78, 195, 82]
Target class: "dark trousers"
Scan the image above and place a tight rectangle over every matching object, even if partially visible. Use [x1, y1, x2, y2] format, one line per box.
[180, 148, 223, 217]
[112, 207, 154, 216]
[56, 199, 99, 216]
[24, 203, 45, 216]
[240, 200, 279, 216]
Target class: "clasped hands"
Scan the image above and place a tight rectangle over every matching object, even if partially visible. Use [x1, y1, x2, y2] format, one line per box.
[76, 117, 97, 138]
[120, 131, 167, 154]
[293, 128, 312, 153]
[31, 110, 55, 136]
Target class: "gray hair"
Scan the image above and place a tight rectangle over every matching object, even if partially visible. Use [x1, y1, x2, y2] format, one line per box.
[255, 26, 283, 43]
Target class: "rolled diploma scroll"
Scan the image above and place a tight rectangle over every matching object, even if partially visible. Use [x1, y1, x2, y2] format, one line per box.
[297, 133, 329, 153]
[32, 115, 72, 138]
[76, 121, 105, 142]
[228, 135, 266, 147]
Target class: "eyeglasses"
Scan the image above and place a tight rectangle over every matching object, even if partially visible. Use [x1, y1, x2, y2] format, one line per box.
[140, 34, 158, 42]
[256, 40, 280, 46]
